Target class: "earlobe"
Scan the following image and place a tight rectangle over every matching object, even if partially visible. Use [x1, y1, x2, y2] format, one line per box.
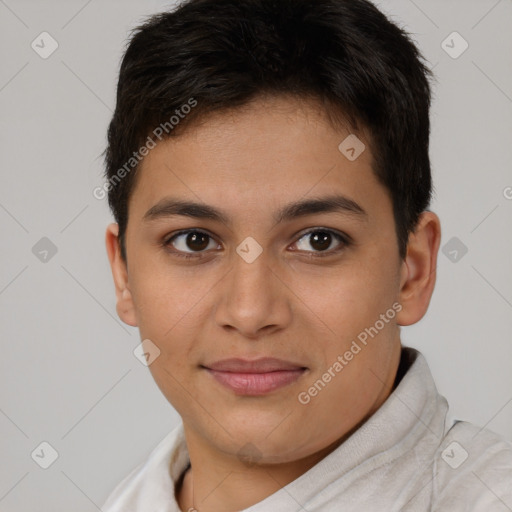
[105, 223, 138, 327]
[117, 287, 138, 327]
[396, 211, 441, 326]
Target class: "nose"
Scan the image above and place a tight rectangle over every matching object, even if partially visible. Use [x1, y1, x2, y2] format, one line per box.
[214, 247, 292, 340]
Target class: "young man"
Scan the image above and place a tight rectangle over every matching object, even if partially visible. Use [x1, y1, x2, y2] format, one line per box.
[101, 0, 512, 510]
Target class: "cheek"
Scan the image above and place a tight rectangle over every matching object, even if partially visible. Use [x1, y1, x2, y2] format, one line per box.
[295, 262, 396, 341]
[133, 277, 201, 413]
[129, 261, 212, 340]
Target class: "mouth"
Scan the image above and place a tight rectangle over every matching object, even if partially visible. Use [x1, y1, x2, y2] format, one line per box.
[201, 358, 308, 396]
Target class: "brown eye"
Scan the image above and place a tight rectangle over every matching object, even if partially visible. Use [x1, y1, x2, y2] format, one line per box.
[165, 230, 219, 257]
[293, 229, 348, 255]
[309, 231, 332, 251]
[184, 232, 210, 251]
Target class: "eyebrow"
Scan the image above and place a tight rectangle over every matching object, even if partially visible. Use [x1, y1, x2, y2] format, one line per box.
[142, 194, 368, 226]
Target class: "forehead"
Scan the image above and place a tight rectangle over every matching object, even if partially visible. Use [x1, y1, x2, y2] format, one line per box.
[128, 95, 391, 226]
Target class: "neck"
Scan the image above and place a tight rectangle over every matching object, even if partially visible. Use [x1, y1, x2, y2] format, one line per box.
[176, 429, 351, 511]
[176, 416, 372, 512]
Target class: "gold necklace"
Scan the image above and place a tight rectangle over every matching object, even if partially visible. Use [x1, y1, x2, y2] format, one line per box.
[186, 465, 197, 512]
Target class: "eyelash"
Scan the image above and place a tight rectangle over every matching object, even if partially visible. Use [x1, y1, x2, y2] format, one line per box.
[162, 228, 351, 260]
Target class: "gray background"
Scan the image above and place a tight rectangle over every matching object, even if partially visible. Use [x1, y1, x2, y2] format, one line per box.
[1, 0, 511, 510]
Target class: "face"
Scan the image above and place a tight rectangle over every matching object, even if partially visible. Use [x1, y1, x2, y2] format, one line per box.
[106, 95, 434, 466]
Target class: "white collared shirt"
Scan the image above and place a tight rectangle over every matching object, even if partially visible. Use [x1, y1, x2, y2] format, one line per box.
[102, 347, 512, 511]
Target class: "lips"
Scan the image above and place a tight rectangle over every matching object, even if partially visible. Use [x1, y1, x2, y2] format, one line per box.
[202, 358, 307, 395]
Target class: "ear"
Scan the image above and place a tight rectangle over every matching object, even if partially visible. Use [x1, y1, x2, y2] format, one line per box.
[396, 211, 441, 326]
[105, 223, 138, 327]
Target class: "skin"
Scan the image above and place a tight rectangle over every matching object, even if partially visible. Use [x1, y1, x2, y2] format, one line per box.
[105, 94, 441, 511]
